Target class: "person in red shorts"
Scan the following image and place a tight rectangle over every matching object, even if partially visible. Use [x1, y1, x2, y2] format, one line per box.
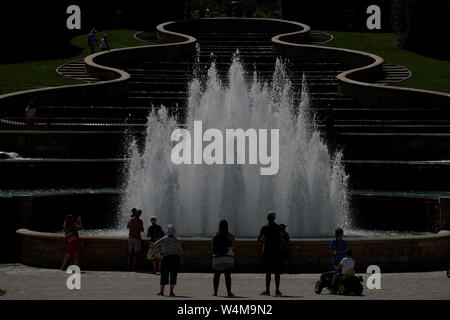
[127, 209, 144, 270]
[60, 215, 82, 270]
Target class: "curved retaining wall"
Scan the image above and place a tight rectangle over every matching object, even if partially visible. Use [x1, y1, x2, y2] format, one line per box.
[162, 17, 309, 36]
[2, 17, 447, 115]
[272, 32, 450, 108]
[0, 21, 196, 114]
[17, 229, 450, 272]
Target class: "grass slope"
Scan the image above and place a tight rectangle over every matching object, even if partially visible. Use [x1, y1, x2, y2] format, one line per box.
[0, 30, 148, 95]
[323, 31, 450, 92]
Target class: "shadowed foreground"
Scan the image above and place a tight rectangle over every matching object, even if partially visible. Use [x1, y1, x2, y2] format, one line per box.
[0, 264, 449, 300]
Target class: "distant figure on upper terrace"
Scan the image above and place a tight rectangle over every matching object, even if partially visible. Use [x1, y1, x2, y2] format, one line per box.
[323, 103, 336, 154]
[88, 29, 98, 54]
[100, 34, 109, 51]
[25, 101, 37, 129]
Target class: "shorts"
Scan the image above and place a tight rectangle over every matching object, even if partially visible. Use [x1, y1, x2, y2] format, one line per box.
[262, 252, 284, 274]
[66, 238, 80, 255]
[160, 255, 180, 285]
[128, 238, 142, 253]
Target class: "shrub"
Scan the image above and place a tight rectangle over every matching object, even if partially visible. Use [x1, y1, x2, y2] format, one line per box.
[391, 0, 449, 60]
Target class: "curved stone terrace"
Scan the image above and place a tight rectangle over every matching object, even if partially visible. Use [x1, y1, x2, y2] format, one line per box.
[0, 18, 449, 272]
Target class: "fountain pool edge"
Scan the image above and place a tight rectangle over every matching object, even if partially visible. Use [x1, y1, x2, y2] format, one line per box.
[17, 229, 450, 273]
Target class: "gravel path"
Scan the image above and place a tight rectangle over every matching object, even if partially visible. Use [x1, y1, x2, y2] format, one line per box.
[0, 264, 449, 300]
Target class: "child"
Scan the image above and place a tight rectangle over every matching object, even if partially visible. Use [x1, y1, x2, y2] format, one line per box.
[60, 215, 82, 270]
[329, 228, 348, 268]
[331, 248, 355, 287]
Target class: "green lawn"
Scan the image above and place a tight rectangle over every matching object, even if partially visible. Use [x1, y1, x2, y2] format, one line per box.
[0, 30, 149, 95]
[3, 29, 448, 95]
[0, 289, 6, 296]
[323, 31, 450, 92]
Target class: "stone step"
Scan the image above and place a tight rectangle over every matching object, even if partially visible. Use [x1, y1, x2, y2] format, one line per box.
[56, 59, 101, 83]
[372, 62, 411, 84]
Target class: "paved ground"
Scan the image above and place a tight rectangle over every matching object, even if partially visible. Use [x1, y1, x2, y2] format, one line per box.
[0, 264, 449, 300]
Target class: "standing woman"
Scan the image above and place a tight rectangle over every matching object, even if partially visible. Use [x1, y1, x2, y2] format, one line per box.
[212, 219, 235, 297]
[155, 224, 182, 297]
[60, 215, 82, 270]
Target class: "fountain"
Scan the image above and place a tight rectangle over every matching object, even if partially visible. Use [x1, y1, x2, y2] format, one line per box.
[120, 54, 350, 237]
[9, 18, 449, 272]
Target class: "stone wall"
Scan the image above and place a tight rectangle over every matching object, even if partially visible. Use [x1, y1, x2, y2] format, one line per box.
[0, 130, 137, 158]
[1, 17, 448, 118]
[163, 18, 309, 35]
[3, 191, 445, 264]
[5, 130, 450, 160]
[17, 229, 450, 272]
[0, 159, 123, 190]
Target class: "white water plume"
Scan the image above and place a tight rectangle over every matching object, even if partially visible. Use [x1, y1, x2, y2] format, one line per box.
[120, 54, 350, 237]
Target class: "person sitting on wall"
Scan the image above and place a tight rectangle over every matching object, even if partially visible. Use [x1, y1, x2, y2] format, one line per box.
[329, 227, 348, 269]
[60, 215, 82, 270]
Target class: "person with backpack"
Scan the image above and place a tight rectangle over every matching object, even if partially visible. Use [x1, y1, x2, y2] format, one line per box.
[212, 219, 235, 297]
[257, 210, 286, 296]
[146, 216, 165, 274]
[280, 224, 290, 271]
